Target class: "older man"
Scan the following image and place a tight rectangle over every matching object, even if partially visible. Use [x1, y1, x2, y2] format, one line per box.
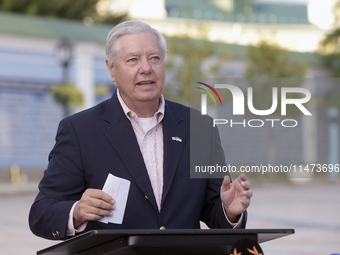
[29, 20, 252, 240]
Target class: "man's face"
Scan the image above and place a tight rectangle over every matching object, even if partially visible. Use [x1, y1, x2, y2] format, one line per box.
[106, 32, 165, 112]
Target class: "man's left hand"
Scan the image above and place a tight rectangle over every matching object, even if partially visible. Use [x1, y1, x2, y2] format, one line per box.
[220, 173, 253, 223]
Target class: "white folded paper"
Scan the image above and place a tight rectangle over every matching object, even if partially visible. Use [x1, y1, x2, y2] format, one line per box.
[99, 173, 130, 224]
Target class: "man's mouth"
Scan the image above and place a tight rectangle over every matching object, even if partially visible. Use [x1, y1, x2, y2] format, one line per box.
[136, 81, 155, 85]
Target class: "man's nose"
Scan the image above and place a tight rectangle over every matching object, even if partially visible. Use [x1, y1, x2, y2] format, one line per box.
[139, 59, 152, 74]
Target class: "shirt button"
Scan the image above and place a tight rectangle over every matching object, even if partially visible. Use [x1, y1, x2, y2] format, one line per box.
[160, 226, 166, 230]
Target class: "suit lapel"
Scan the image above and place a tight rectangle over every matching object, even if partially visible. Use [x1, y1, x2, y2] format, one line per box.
[162, 101, 188, 206]
[102, 91, 158, 211]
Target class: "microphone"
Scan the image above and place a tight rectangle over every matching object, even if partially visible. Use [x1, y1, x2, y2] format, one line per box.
[230, 238, 264, 255]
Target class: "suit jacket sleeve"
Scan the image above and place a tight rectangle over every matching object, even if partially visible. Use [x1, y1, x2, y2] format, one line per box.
[29, 118, 86, 240]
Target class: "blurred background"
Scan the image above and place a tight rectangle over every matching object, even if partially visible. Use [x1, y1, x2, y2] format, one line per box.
[0, 0, 339, 254]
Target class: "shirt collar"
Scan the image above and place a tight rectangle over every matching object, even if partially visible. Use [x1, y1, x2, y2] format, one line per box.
[116, 88, 165, 122]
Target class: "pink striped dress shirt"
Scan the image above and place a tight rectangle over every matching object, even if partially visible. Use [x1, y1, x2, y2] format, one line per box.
[117, 89, 165, 211]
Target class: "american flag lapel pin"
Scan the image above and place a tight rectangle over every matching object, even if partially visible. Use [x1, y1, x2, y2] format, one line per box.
[172, 137, 182, 142]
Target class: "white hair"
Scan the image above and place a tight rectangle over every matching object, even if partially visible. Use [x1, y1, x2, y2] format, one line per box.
[105, 20, 167, 64]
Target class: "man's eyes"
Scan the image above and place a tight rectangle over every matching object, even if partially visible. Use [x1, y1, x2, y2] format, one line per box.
[150, 56, 161, 62]
[126, 56, 161, 63]
[127, 58, 137, 63]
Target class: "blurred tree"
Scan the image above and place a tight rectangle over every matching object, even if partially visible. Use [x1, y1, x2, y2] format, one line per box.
[245, 40, 307, 79]
[319, 0, 340, 78]
[95, 84, 111, 96]
[245, 40, 307, 116]
[320, 0, 340, 53]
[164, 25, 231, 104]
[0, 0, 126, 24]
[319, 0, 340, 108]
[245, 40, 307, 165]
[50, 83, 83, 117]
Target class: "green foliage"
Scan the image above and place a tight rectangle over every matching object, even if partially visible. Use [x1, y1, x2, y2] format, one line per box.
[245, 41, 307, 79]
[0, 0, 97, 19]
[319, 26, 340, 80]
[320, 29, 340, 54]
[164, 28, 231, 104]
[244, 40, 307, 117]
[95, 85, 111, 96]
[0, 0, 126, 24]
[50, 83, 83, 117]
[318, 1, 340, 108]
[321, 53, 340, 77]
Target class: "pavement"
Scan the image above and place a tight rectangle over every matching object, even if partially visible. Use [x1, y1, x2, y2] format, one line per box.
[0, 183, 61, 255]
[246, 179, 340, 255]
[0, 179, 339, 255]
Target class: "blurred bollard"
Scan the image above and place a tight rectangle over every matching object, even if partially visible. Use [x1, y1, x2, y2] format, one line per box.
[328, 107, 339, 180]
[10, 164, 21, 184]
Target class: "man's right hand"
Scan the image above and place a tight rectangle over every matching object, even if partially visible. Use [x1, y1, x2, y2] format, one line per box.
[73, 189, 115, 228]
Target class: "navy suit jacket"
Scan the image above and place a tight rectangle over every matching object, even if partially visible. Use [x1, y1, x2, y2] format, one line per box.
[29, 90, 247, 240]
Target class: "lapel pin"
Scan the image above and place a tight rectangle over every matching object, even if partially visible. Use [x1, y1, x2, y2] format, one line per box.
[172, 137, 182, 142]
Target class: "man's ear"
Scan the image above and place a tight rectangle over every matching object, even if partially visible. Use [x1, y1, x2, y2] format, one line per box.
[106, 59, 115, 82]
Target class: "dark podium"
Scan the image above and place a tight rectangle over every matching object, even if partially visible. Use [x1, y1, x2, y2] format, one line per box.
[37, 229, 294, 255]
